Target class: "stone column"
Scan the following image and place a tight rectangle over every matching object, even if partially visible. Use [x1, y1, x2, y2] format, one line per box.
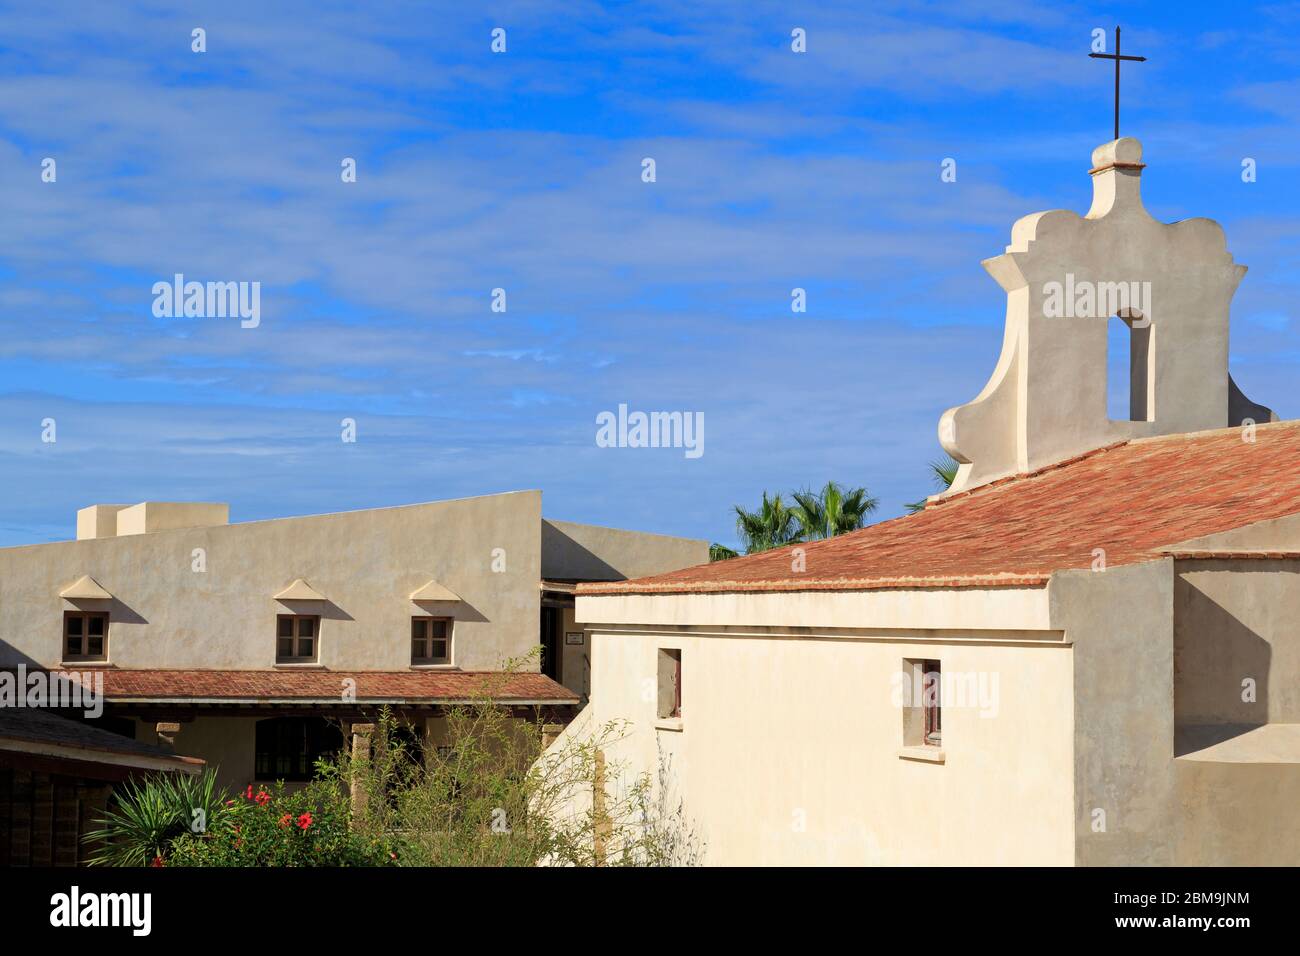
[349, 723, 375, 816]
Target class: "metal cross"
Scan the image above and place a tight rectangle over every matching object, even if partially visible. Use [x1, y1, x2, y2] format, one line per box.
[1089, 26, 1146, 141]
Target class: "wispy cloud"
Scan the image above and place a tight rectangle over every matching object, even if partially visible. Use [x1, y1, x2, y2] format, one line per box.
[0, 0, 1296, 548]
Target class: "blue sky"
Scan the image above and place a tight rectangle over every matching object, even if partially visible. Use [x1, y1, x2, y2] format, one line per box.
[0, 0, 1297, 548]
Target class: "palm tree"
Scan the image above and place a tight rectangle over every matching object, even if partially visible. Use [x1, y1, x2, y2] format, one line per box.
[790, 481, 879, 541]
[906, 455, 960, 513]
[709, 542, 739, 562]
[733, 491, 799, 554]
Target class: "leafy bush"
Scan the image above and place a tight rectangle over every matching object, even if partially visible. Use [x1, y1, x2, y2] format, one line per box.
[87, 659, 701, 867]
[328, 695, 703, 867]
[166, 781, 395, 867]
[87, 768, 393, 867]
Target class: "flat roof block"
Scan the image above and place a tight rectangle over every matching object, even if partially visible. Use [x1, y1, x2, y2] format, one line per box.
[76, 504, 131, 540]
[113, 502, 229, 537]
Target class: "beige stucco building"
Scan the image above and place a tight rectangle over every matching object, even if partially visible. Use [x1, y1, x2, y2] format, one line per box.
[565, 138, 1300, 866]
[0, 490, 705, 793]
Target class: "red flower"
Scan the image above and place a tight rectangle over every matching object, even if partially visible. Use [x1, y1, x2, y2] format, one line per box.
[296, 812, 313, 831]
[150, 854, 165, 868]
[255, 790, 270, 806]
[245, 785, 254, 800]
[279, 814, 292, 827]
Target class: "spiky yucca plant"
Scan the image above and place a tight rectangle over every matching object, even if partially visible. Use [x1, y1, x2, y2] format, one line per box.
[85, 768, 230, 866]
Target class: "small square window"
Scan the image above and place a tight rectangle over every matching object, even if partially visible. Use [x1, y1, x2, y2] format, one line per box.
[411, 617, 451, 665]
[64, 611, 108, 662]
[657, 648, 682, 719]
[276, 615, 320, 663]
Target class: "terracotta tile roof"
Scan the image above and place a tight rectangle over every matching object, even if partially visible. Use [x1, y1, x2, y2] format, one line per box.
[580, 421, 1300, 596]
[43, 669, 578, 704]
[0, 707, 203, 770]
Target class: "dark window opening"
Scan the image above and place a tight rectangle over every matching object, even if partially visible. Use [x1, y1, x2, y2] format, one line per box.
[254, 716, 343, 782]
[540, 607, 560, 681]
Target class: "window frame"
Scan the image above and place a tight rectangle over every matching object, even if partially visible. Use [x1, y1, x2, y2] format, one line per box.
[63, 610, 109, 663]
[657, 647, 682, 720]
[275, 614, 320, 664]
[921, 659, 942, 747]
[410, 616, 453, 666]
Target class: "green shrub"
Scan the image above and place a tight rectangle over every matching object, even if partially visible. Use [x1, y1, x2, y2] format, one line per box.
[166, 780, 395, 867]
[327, 698, 703, 867]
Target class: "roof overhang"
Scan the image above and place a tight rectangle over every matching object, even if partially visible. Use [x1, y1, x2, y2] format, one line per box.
[274, 578, 328, 601]
[409, 579, 461, 602]
[0, 735, 204, 775]
[47, 669, 580, 708]
[59, 575, 114, 600]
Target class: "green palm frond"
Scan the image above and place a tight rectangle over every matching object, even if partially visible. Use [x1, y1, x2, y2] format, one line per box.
[734, 491, 799, 554]
[907, 455, 960, 514]
[792, 482, 877, 540]
[929, 455, 959, 490]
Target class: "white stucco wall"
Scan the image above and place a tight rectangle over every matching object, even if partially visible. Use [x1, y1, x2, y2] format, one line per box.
[573, 588, 1073, 866]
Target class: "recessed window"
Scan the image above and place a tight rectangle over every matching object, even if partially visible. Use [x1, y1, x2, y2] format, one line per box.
[254, 716, 343, 782]
[657, 648, 682, 719]
[411, 617, 451, 665]
[923, 659, 942, 746]
[276, 614, 319, 663]
[902, 658, 942, 748]
[64, 611, 108, 662]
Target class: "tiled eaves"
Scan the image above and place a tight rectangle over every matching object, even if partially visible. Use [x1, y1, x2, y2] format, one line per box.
[579, 573, 1051, 595]
[581, 420, 1300, 597]
[38, 669, 580, 704]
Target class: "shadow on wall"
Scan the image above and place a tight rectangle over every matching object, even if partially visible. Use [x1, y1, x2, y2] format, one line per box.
[1173, 567, 1291, 751]
[0, 640, 42, 669]
[540, 522, 625, 582]
[413, 599, 488, 624]
[66, 597, 148, 626]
